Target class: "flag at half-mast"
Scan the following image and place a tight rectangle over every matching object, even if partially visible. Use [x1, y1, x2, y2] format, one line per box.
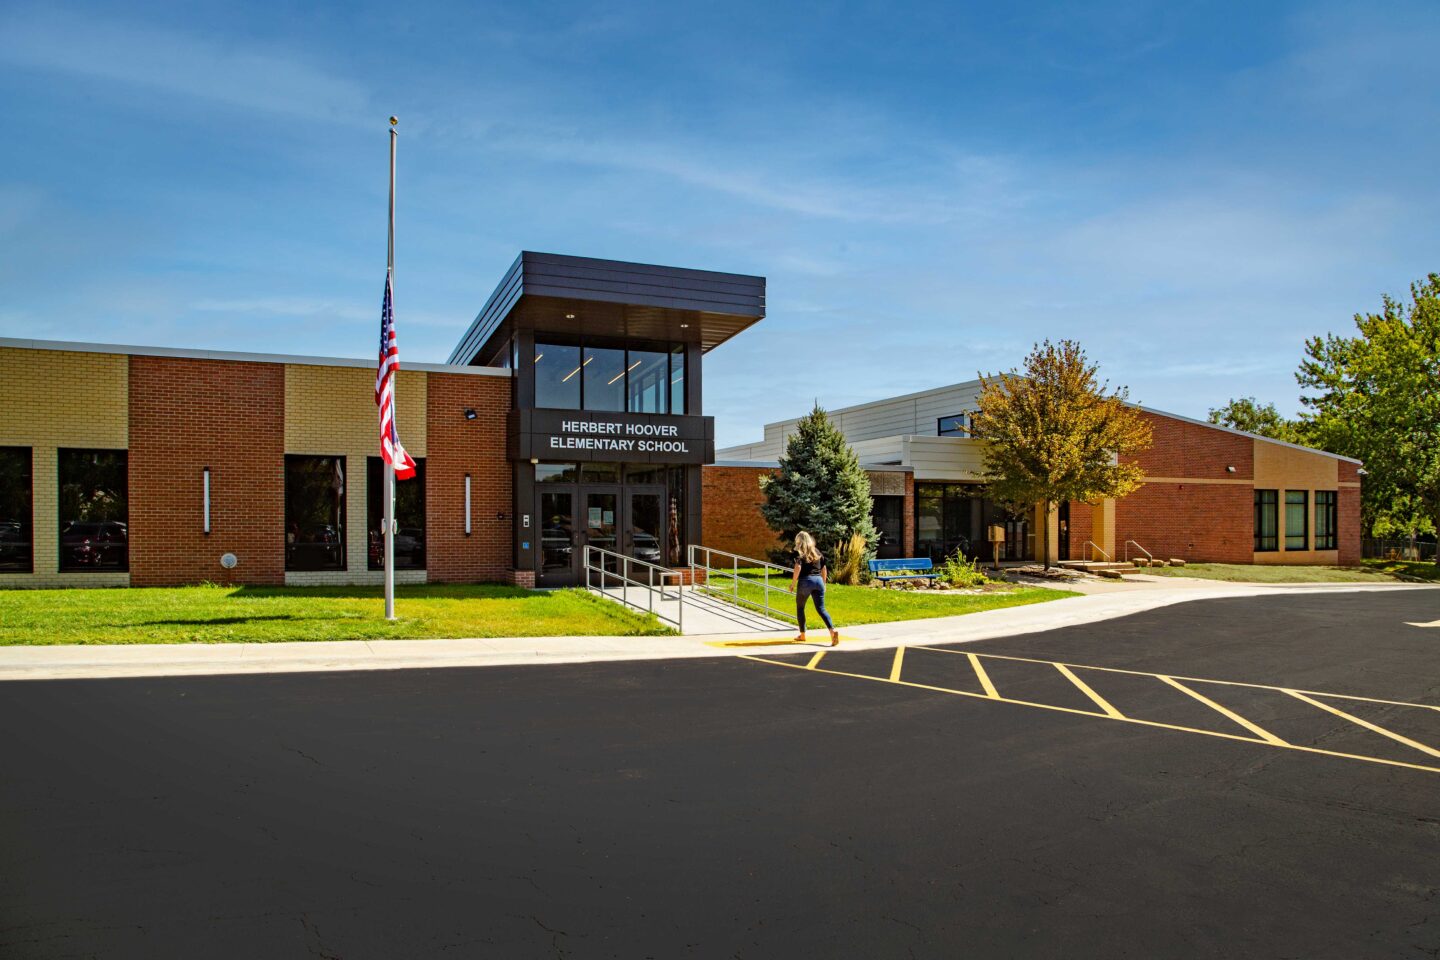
[376, 271, 418, 480]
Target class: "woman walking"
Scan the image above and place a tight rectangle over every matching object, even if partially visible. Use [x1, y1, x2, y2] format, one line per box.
[792, 531, 839, 646]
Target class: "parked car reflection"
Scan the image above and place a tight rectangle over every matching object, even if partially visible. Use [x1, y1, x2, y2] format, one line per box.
[60, 520, 128, 570]
[287, 523, 343, 570]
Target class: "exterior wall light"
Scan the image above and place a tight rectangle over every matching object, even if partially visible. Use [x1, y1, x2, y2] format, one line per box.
[202, 467, 211, 533]
[464, 408, 477, 420]
[464, 474, 472, 536]
[1225, 465, 1236, 473]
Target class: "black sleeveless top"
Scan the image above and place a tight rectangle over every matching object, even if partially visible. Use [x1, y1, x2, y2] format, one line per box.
[795, 554, 824, 579]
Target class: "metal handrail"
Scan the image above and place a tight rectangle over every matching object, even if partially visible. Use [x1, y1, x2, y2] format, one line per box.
[1123, 540, 1153, 563]
[584, 544, 684, 632]
[1084, 540, 1111, 562]
[687, 544, 797, 623]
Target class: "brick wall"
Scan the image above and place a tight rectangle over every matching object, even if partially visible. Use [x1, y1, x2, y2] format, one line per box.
[129, 356, 285, 586]
[0, 348, 130, 587]
[702, 466, 781, 560]
[1115, 482, 1254, 563]
[1338, 460, 1362, 565]
[426, 372, 513, 583]
[1127, 411, 1253, 481]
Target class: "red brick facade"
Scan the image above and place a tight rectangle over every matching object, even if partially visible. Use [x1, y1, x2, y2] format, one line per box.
[128, 356, 286, 586]
[1066, 500, 1093, 561]
[1338, 461, 1362, 565]
[425, 373, 513, 583]
[1127, 412, 1254, 481]
[1113, 482, 1254, 563]
[701, 465, 781, 561]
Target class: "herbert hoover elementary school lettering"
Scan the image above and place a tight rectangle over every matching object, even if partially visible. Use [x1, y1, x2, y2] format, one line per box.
[0, 251, 1361, 592]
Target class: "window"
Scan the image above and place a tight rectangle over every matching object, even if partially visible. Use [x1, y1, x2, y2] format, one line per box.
[533, 341, 687, 413]
[581, 462, 620, 484]
[536, 463, 580, 483]
[1314, 491, 1338, 550]
[871, 496, 904, 559]
[1254, 489, 1278, 552]
[0, 447, 33, 573]
[937, 414, 969, 437]
[1285, 490, 1308, 550]
[534, 342, 582, 409]
[626, 348, 669, 414]
[286, 455, 346, 571]
[670, 345, 686, 415]
[367, 457, 425, 570]
[58, 449, 128, 572]
[582, 345, 626, 412]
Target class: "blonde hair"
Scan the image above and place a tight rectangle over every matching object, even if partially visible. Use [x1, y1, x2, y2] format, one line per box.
[794, 531, 822, 564]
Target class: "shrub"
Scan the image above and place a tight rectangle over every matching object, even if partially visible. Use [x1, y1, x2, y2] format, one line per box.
[937, 551, 990, 588]
[831, 533, 867, 586]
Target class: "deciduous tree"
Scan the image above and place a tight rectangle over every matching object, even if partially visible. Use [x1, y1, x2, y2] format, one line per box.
[974, 340, 1152, 568]
[1207, 397, 1303, 444]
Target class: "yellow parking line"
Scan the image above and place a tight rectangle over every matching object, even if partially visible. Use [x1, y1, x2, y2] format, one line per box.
[805, 650, 827, 670]
[736, 654, 1440, 776]
[968, 652, 999, 698]
[1159, 676, 1288, 745]
[910, 646, 1440, 715]
[890, 646, 905, 682]
[1055, 663, 1124, 719]
[1286, 689, 1440, 759]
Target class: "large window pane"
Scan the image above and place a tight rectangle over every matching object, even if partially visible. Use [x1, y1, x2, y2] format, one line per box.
[871, 495, 904, 559]
[583, 345, 626, 412]
[670, 345, 686, 415]
[286, 455, 346, 571]
[627, 348, 670, 413]
[536, 463, 580, 483]
[1314, 491, 1338, 550]
[58, 449, 128, 572]
[666, 466, 686, 565]
[534, 342, 581, 409]
[1254, 489, 1278, 552]
[367, 457, 425, 570]
[1285, 490, 1308, 550]
[0, 447, 33, 573]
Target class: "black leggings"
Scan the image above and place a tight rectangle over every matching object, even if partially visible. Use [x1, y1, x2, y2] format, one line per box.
[796, 576, 835, 632]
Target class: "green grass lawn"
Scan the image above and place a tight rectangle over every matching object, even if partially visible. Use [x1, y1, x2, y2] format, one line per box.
[703, 569, 1077, 627]
[1361, 559, 1440, 582]
[0, 584, 673, 646]
[1143, 562, 1399, 583]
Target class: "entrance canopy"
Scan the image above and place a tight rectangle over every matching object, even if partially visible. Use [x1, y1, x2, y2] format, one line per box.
[448, 252, 766, 367]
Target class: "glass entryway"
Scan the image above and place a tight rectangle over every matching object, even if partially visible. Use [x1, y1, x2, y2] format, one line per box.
[914, 482, 1032, 564]
[534, 463, 679, 586]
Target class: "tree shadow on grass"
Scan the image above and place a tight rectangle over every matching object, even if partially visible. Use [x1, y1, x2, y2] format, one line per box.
[139, 615, 301, 626]
[229, 583, 551, 602]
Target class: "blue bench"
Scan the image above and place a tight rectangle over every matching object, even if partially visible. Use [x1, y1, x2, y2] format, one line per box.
[868, 558, 938, 584]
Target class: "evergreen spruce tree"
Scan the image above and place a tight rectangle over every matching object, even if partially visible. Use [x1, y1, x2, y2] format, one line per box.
[760, 404, 879, 561]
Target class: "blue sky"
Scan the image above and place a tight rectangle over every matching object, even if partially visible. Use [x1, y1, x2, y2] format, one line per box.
[2, 1, 1437, 446]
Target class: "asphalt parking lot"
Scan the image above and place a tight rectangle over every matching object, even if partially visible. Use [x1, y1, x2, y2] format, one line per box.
[2, 588, 1437, 959]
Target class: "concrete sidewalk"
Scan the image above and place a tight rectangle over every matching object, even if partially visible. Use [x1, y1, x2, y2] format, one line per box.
[0, 581, 1430, 681]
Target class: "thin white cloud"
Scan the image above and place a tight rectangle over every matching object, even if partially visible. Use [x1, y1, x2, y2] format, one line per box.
[0, 8, 370, 124]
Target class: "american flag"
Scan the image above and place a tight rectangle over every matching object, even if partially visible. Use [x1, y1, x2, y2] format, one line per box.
[376, 271, 418, 480]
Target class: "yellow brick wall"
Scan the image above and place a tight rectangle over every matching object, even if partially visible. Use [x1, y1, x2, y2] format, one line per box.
[284, 364, 428, 584]
[1251, 440, 1342, 564]
[0, 348, 130, 587]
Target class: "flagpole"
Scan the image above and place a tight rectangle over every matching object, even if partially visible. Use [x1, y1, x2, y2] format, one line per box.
[384, 117, 398, 620]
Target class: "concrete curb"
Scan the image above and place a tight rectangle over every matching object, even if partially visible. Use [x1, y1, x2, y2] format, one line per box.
[0, 582, 1431, 682]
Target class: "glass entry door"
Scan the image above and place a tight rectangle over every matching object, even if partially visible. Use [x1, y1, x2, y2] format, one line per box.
[583, 489, 619, 575]
[538, 490, 574, 585]
[625, 489, 665, 567]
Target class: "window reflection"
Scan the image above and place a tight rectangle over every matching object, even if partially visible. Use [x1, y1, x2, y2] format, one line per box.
[583, 346, 626, 412]
[286, 455, 346, 571]
[535, 342, 581, 409]
[58, 449, 128, 572]
[627, 349, 669, 413]
[670, 345, 686, 415]
[367, 457, 426, 570]
[0, 447, 32, 573]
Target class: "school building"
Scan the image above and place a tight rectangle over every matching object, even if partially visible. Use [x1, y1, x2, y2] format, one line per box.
[0, 251, 1360, 589]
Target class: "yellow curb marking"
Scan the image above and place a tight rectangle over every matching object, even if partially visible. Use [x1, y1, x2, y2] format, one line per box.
[967, 652, 999, 699]
[1055, 662, 1124, 719]
[805, 650, 827, 670]
[1159, 675, 1287, 745]
[889, 646, 905, 682]
[738, 653, 1440, 777]
[1285, 689, 1440, 760]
